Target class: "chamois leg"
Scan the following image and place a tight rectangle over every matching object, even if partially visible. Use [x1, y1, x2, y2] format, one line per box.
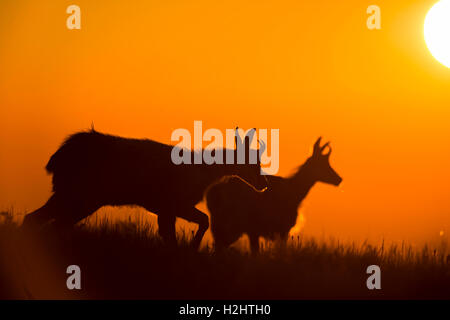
[249, 234, 260, 255]
[177, 207, 209, 250]
[212, 231, 240, 253]
[52, 201, 100, 230]
[276, 233, 289, 251]
[212, 230, 230, 252]
[211, 222, 236, 252]
[157, 214, 177, 247]
[213, 238, 226, 253]
[279, 233, 289, 251]
[22, 194, 60, 229]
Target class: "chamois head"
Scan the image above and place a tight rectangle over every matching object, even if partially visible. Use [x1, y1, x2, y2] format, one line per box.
[232, 127, 268, 191]
[305, 137, 342, 186]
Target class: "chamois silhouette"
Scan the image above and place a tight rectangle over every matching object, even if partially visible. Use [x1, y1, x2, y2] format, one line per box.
[22, 128, 266, 249]
[206, 137, 342, 254]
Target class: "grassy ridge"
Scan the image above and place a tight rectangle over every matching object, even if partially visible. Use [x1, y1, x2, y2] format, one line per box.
[0, 210, 449, 299]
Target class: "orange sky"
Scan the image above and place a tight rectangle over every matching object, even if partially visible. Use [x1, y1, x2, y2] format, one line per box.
[1, 0, 449, 244]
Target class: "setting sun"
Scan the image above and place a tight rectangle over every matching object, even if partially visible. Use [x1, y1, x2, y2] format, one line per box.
[424, 0, 450, 68]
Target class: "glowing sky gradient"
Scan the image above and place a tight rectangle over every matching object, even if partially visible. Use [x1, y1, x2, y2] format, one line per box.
[1, 0, 450, 244]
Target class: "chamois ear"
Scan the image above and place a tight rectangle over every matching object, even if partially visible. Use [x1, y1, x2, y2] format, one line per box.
[258, 138, 266, 156]
[320, 141, 330, 154]
[243, 129, 253, 163]
[234, 126, 242, 148]
[245, 128, 256, 148]
[323, 145, 332, 158]
[313, 137, 322, 156]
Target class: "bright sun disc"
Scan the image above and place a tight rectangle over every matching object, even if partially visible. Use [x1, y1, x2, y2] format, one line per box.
[424, 0, 450, 68]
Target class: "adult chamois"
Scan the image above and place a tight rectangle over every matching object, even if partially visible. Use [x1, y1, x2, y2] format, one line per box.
[22, 128, 267, 249]
[206, 137, 342, 253]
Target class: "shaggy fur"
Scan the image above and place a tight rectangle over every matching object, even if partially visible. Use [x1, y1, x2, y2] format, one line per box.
[23, 129, 265, 248]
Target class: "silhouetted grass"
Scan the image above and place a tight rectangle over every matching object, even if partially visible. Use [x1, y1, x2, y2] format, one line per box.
[1, 210, 449, 299]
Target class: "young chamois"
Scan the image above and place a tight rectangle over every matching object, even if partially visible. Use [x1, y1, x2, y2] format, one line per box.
[22, 128, 266, 249]
[206, 137, 342, 253]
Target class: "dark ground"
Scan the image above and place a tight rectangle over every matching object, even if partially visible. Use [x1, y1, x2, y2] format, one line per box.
[1, 211, 449, 299]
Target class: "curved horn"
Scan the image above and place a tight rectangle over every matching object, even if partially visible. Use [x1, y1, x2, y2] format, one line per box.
[257, 139, 266, 159]
[246, 128, 256, 145]
[320, 141, 330, 153]
[234, 126, 241, 147]
[313, 136, 322, 155]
